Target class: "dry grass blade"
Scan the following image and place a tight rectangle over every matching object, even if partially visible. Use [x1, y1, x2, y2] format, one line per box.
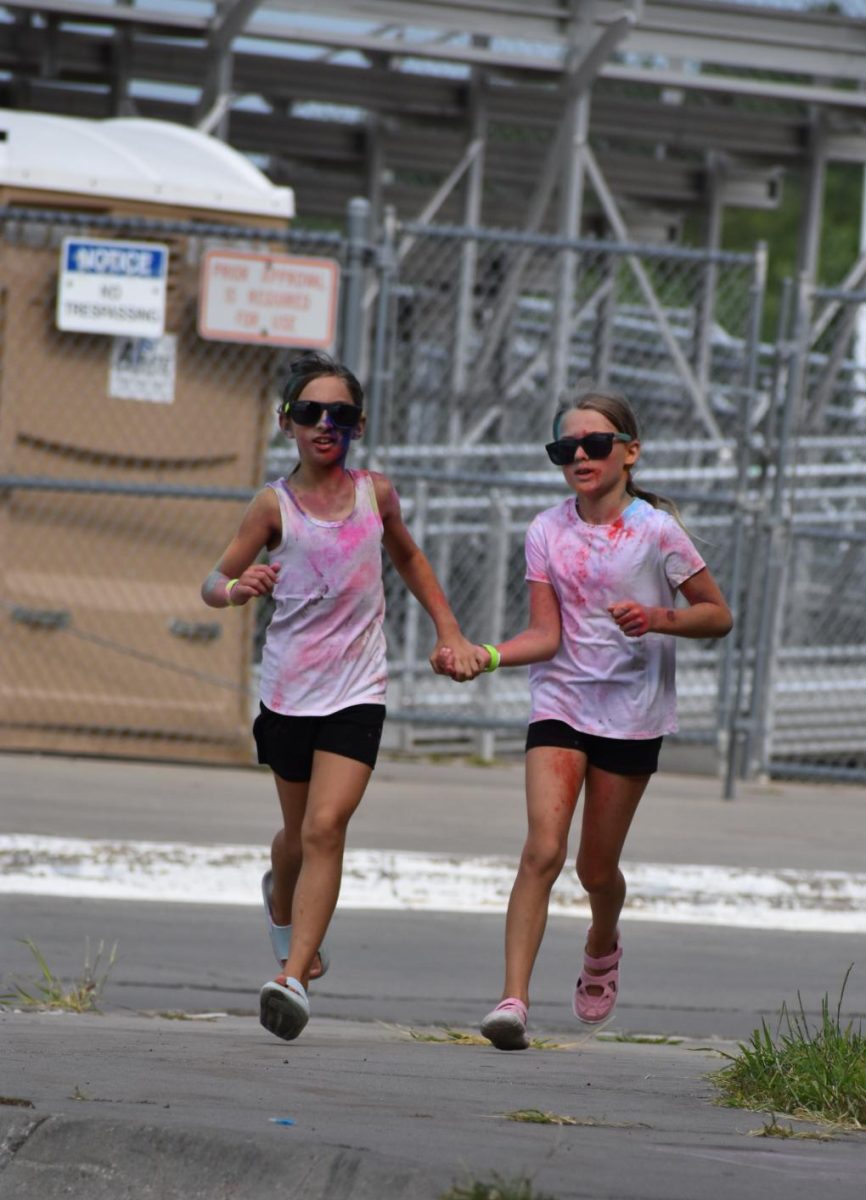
[1, 937, 117, 1013]
[505, 1108, 651, 1130]
[407, 1027, 571, 1050]
[748, 1116, 835, 1141]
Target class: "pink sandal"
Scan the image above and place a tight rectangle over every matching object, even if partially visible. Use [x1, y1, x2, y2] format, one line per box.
[573, 931, 622, 1025]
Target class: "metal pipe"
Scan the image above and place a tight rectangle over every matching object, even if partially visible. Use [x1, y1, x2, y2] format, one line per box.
[721, 241, 766, 799]
[341, 196, 371, 375]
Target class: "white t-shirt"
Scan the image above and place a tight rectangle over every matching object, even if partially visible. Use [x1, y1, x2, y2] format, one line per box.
[525, 496, 705, 739]
[259, 469, 388, 716]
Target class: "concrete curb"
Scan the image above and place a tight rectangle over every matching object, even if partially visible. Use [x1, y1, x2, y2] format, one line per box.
[0, 1111, 439, 1200]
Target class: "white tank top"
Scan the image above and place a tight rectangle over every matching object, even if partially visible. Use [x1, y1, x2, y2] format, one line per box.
[259, 469, 388, 716]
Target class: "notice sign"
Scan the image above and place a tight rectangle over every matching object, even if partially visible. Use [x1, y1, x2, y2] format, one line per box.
[109, 336, 177, 405]
[57, 237, 169, 338]
[198, 250, 339, 348]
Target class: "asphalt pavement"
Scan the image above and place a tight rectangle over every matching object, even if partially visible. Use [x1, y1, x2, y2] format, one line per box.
[1, 751, 865, 1199]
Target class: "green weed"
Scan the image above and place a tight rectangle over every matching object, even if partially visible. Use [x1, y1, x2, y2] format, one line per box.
[505, 1108, 579, 1126]
[440, 1175, 558, 1200]
[1, 937, 117, 1013]
[711, 966, 866, 1129]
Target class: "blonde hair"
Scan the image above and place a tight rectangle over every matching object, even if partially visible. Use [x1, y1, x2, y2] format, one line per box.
[554, 382, 682, 521]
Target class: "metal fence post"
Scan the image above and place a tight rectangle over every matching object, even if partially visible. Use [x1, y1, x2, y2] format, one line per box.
[366, 205, 396, 469]
[340, 196, 371, 376]
[746, 273, 812, 779]
[477, 489, 510, 762]
[397, 477, 429, 752]
[720, 242, 766, 798]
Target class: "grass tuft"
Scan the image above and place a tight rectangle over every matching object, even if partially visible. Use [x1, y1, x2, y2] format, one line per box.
[711, 966, 866, 1129]
[506, 1108, 580, 1126]
[1, 937, 117, 1013]
[440, 1174, 558, 1200]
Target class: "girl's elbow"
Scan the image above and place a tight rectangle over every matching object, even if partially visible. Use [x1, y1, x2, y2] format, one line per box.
[717, 608, 734, 638]
[542, 633, 561, 660]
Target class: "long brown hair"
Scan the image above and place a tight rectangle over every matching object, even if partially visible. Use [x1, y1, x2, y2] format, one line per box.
[553, 382, 681, 521]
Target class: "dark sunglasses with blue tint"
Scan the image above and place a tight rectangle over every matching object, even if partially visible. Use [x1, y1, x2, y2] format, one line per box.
[284, 399, 362, 429]
[545, 432, 632, 466]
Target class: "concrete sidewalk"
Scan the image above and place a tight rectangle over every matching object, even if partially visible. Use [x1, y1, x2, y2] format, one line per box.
[2, 752, 866, 1198]
[2, 1011, 864, 1200]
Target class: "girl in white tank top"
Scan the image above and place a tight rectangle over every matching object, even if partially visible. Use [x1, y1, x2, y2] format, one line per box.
[203, 353, 478, 1044]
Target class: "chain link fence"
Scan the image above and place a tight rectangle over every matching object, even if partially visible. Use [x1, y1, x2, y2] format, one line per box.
[0, 207, 345, 763]
[723, 280, 866, 785]
[359, 215, 763, 775]
[2, 198, 864, 787]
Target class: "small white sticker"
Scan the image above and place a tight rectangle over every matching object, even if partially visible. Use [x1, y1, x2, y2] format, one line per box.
[109, 336, 177, 404]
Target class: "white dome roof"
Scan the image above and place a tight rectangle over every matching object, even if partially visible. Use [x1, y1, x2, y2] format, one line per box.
[0, 109, 294, 220]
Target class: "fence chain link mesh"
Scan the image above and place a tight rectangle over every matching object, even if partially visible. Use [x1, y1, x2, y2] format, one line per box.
[2, 203, 863, 784]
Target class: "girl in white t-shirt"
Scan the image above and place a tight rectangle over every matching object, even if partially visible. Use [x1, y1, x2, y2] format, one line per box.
[442, 384, 732, 1050]
[203, 352, 478, 1043]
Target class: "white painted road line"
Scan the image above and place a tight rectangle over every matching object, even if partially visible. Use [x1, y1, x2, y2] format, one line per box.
[2, 834, 865, 933]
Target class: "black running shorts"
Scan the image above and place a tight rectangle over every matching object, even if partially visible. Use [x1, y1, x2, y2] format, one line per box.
[525, 719, 662, 777]
[253, 702, 386, 782]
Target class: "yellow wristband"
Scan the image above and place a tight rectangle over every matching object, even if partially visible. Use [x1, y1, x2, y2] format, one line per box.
[481, 643, 501, 672]
[225, 578, 241, 607]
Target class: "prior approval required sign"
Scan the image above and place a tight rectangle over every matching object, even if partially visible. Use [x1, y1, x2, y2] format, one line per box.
[57, 238, 169, 338]
[197, 250, 339, 347]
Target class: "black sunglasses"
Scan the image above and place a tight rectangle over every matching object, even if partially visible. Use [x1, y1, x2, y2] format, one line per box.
[285, 399, 362, 430]
[545, 432, 632, 466]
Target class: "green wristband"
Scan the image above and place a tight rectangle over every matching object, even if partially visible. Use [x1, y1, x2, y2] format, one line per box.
[225, 578, 241, 607]
[481, 643, 501, 672]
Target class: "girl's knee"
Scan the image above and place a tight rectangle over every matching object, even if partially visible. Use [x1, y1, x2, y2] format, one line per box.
[302, 815, 348, 855]
[520, 838, 567, 882]
[576, 859, 622, 895]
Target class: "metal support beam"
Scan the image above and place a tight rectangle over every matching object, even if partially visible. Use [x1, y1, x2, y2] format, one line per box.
[583, 144, 724, 441]
[796, 113, 827, 285]
[468, 10, 635, 395]
[693, 150, 724, 395]
[363, 135, 484, 311]
[193, 0, 263, 135]
[549, 2, 594, 414]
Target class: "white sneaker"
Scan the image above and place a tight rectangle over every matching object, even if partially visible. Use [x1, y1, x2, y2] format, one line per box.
[259, 976, 310, 1042]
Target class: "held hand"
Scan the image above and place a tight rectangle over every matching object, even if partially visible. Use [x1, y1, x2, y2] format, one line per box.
[230, 563, 280, 606]
[448, 635, 491, 682]
[608, 599, 653, 638]
[430, 636, 487, 682]
[430, 645, 455, 676]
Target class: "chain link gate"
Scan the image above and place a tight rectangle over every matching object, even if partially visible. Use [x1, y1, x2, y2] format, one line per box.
[0, 207, 348, 763]
[361, 212, 765, 769]
[724, 277, 866, 786]
[12, 198, 862, 785]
